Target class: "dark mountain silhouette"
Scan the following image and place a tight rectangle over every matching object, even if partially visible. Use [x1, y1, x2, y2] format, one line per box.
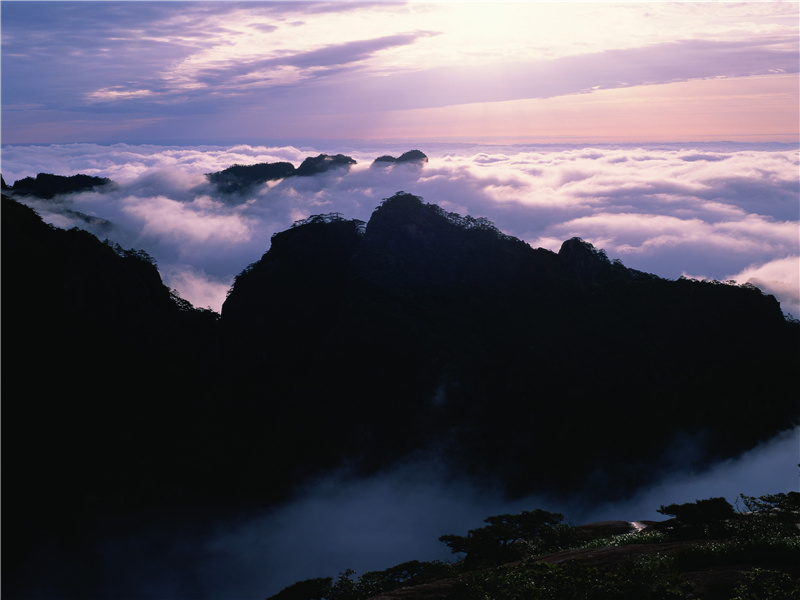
[2, 195, 220, 596]
[2, 187, 798, 598]
[372, 149, 429, 166]
[205, 153, 357, 196]
[8, 172, 114, 198]
[221, 192, 798, 497]
[207, 161, 296, 195]
[291, 153, 357, 177]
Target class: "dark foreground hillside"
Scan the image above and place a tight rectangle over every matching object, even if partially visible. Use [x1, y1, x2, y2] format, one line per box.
[270, 494, 800, 600]
[2, 189, 798, 598]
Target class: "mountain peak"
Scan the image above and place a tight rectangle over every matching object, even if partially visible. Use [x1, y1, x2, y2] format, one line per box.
[293, 153, 357, 177]
[558, 237, 619, 283]
[372, 150, 429, 167]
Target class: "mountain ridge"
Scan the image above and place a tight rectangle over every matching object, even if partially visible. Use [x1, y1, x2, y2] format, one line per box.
[2, 186, 798, 599]
[220, 191, 796, 497]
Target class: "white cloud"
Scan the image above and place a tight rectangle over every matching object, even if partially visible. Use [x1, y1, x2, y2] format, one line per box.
[3, 142, 797, 315]
[728, 255, 800, 318]
[120, 195, 253, 248]
[162, 265, 232, 311]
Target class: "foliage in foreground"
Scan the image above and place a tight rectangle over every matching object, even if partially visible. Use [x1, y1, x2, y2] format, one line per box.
[268, 561, 456, 600]
[268, 491, 800, 600]
[438, 509, 568, 566]
[451, 556, 689, 600]
[453, 561, 800, 600]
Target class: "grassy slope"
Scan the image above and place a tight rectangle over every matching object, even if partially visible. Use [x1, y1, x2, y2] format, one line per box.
[271, 494, 800, 600]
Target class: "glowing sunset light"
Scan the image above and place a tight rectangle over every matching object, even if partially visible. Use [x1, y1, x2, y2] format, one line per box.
[363, 74, 799, 143]
[2, 1, 797, 144]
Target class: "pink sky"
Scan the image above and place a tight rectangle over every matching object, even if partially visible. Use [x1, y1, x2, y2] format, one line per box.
[2, 2, 798, 144]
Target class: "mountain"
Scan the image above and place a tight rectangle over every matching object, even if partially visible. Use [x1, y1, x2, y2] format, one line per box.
[207, 161, 296, 194]
[2, 195, 221, 595]
[204, 150, 426, 196]
[205, 153, 359, 195]
[2, 187, 798, 598]
[292, 153, 357, 177]
[221, 191, 798, 497]
[372, 150, 429, 166]
[8, 172, 114, 198]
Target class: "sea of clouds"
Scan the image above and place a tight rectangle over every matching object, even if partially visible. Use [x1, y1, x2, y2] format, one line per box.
[2, 141, 798, 316]
[4, 142, 797, 598]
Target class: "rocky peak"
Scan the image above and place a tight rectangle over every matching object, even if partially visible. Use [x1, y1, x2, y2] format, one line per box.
[372, 150, 429, 166]
[292, 153, 356, 177]
[558, 237, 614, 283]
[8, 172, 114, 199]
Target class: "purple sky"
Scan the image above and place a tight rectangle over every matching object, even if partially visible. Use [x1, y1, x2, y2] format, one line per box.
[2, 1, 798, 144]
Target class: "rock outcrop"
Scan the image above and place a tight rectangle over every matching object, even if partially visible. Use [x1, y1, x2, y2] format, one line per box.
[372, 149, 429, 166]
[8, 172, 114, 198]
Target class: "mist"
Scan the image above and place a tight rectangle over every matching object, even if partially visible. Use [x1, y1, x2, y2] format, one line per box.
[2, 141, 797, 317]
[21, 427, 793, 599]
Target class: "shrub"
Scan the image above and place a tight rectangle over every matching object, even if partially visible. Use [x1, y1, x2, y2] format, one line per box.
[450, 557, 688, 600]
[730, 568, 800, 600]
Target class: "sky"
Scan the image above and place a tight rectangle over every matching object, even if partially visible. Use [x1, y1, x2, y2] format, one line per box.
[1, 1, 799, 144]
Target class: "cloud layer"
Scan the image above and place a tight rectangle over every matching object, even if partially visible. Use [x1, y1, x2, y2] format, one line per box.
[2, 2, 797, 142]
[2, 142, 798, 317]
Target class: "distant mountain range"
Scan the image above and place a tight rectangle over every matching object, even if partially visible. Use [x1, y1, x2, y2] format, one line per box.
[2, 150, 428, 200]
[2, 169, 798, 597]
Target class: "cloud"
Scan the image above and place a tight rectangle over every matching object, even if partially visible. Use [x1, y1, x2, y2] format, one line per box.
[2, 142, 797, 315]
[728, 256, 800, 318]
[582, 427, 800, 525]
[284, 37, 799, 116]
[87, 30, 440, 104]
[3, 5, 796, 144]
[161, 265, 233, 310]
[121, 195, 252, 249]
[4, 2, 796, 125]
[32, 427, 796, 599]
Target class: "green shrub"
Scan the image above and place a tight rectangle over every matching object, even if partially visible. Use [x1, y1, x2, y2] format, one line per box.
[675, 537, 800, 571]
[268, 561, 457, 600]
[450, 557, 688, 600]
[730, 568, 800, 600]
[579, 529, 670, 549]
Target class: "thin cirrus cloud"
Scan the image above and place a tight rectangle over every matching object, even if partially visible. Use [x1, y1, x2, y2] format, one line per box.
[2, 2, 797, 143]
[334, 37, 799, 114]
[86, 31, 440, 104]
[2, 142, 797, 318]
[70, 34, 800, 119]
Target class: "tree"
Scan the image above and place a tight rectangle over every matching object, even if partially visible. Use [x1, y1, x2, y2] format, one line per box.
[439, 509, 565, 564]
[267, 576, 332, 600]
[657, 497, 735, 524]
[739, 491, 800, 516]
[657, 497, 736, 538]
